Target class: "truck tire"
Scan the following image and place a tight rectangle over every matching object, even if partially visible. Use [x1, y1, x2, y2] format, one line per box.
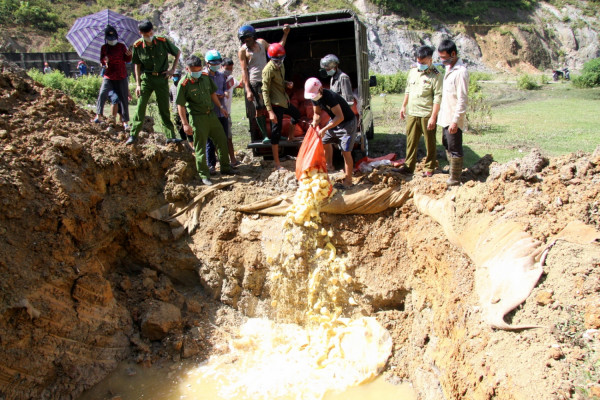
[366, 120, 374, 140]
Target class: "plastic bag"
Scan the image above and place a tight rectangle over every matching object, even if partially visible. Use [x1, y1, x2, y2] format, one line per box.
[295, 125, 327, 180]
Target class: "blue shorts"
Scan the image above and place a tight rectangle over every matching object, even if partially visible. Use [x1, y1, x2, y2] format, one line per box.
[322, 117, 357, 152]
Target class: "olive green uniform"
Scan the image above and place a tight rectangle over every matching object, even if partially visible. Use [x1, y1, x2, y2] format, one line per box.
[176, 73, 231, 179]
[404, 66, 443, 173]
[130, 36, 179, 139]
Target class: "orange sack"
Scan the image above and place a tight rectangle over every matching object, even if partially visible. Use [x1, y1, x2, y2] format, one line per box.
[295, 126, 327, 180]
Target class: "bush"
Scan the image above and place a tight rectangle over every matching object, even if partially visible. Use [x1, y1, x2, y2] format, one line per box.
[370, 71, 408, 95]
[517, 74, 540, 90]
[572, 57, 600, 88]
[539, 74, 550, 85]
[467, 72, 492, 133]
[13, 0, 63, 31]
[27, 69, 103, 104]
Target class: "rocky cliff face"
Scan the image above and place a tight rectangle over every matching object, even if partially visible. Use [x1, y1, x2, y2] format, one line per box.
[148, 0, 599, 74]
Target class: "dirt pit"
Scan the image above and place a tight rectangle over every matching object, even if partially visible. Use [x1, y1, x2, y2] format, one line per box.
[0, 60, 599, 400]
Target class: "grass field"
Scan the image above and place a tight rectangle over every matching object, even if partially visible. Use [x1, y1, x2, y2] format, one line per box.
[153, 80, 599, 168]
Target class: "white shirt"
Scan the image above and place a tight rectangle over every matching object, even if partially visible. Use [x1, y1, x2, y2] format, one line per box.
[224, 75, 240, 113]
[437, 58, 469, 131]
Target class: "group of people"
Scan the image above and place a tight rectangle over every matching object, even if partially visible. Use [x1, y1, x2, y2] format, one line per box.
[93, 19, 467, 187]
[238, 24, 358, 188]
[399, 39, 468, 186]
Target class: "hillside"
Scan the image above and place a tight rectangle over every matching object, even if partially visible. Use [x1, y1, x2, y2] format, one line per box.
[1, 0, 599, 72]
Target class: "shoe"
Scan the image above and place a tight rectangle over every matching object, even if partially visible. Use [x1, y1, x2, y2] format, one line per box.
[391, 165, 412, 174]
[334, 182, 353, 190]
[221, 169, 237, 176]
[123, 123, 129, 130]
[201, 178, 213, 186]
[125, 135, 136, 145]
[422, 171, 433, 178]
[166, 138, 183, 144]
[208, 166, 217, 175]
[262, 137, 271, 144]
[92, 118, 101, 124]
[230, 160, 241, 168]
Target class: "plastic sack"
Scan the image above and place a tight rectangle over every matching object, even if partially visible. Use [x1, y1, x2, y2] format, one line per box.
[295, 125, 327, 180]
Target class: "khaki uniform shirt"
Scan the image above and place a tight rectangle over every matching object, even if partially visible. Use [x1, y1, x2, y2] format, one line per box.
[131, 36, 180, 74]
[437, 59, 469, 130]
[405, 66, 443, 118]
[175, 73, 217, 115]
[261, 60, 289, 111]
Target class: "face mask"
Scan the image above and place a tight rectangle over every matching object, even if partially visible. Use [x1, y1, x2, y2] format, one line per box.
[326, 68, 336, 76]
[143, 35, 154, 43]
[209, 65, 220, 72]
[312, 93, 322, 101]
[272, 57, 285, 67]
[417, 63, 429, 71]
[107, 39, 117, 46]
[190, 71, 202, 79]
[222, 69, 232, 76]
[441, 57, 453, 66]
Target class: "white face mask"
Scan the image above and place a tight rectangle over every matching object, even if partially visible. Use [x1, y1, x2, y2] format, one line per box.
[107, 39, 117, 46]
[143, 35, 154, 42]
[326, 68, 336, 76]
[312, 93, 322, 101]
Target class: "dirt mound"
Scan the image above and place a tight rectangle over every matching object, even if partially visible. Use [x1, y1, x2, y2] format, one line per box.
[1, 59, 599, 399]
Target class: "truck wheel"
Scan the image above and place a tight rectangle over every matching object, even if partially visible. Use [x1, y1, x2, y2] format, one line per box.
[366, 121, 374, 140]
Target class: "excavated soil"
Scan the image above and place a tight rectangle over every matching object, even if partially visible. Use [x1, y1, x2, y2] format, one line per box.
[0, 60, 599, 400]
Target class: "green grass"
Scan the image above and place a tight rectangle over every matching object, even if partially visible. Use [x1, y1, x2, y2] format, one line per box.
[367, 82, 600, 167]
[96, 80, 600, 167]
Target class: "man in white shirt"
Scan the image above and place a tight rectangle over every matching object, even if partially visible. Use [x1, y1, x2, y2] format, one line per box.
[437, 39, 469, 187]
[222, 57, 242, 166]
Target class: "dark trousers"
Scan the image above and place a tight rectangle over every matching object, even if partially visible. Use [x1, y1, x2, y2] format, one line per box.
[271, 104, 300, 145]
[206, 117, 229, 167]
[95, 78, 129, 122]
[442, 126, 463, 158]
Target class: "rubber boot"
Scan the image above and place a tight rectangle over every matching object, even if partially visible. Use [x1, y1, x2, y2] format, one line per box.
[256, 115, 270, 144]
[447, 156, 463, 187]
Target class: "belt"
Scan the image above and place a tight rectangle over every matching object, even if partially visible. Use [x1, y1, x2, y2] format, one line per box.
[144, 71, 165, 76]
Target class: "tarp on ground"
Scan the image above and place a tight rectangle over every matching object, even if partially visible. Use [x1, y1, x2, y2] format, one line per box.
[147, 181, 235, 237]
[234, 185, 412, 216]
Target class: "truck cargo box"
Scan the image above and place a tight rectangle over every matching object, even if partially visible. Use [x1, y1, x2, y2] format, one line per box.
[244, 10, 375, 159]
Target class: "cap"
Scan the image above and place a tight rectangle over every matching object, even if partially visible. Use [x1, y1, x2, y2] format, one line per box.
[304, 77, 322, 100]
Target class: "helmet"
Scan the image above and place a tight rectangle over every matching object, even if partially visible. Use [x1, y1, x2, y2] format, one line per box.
[205, 49, 222, 64]
[267, 43, 286, 59]
[304, 77, 322, 100]
[320, 54, 339, 69]
[104, 24, 118, 40]
[238, 25, 256, 41]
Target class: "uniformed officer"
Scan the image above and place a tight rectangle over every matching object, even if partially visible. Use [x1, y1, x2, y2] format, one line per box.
[176, 56, 234, 186]
[126, 20, 181, 145]
[399, 45, 443, 177]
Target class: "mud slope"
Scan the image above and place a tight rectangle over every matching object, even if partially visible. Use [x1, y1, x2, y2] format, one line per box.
[1, 59, 599, 400]
[0, 60, 210, 399]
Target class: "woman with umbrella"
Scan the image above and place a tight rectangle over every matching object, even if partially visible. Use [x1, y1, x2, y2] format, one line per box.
[92, 24, 132, 128]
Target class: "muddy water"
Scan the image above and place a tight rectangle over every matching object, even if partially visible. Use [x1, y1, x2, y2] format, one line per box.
[79, 360, 415, 400]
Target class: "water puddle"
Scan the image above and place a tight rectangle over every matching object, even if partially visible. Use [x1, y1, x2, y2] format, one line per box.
[79, 359, 415, 400]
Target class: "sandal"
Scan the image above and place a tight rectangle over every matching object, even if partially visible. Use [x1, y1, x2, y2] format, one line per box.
[333, 182, 353, 190]
[274, 166, 286, 172]
[230, 161, 241, 168]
